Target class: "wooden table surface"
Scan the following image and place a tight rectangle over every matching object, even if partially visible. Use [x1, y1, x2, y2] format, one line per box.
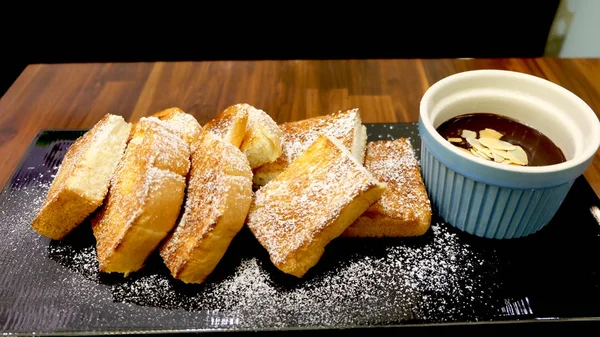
[1, 58, 599, 197]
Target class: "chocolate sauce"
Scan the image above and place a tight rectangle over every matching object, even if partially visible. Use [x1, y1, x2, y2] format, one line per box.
[436, 113, 567, 166]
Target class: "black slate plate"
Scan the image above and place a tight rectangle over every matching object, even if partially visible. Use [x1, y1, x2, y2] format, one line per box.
[1, 124, 600, 335]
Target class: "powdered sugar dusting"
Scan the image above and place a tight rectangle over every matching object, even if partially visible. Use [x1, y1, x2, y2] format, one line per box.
[0, 125, 510, 334]
[365, 138, 431, 219]
[140, 117, 191, 176]
[92, 117, 191, 268]
[108, 222, 502, 328]
[37, 114, 125, 212]
[246, 136, 378, 267]
[153, 108, 202, 148]
[161, 130, 252, 275]
[204, 104, 249, 143]
[280, 108, 360, 164]
[240, 105, 284, 168]
[242, 105, 282, 143]
[253, 109, 363, 186]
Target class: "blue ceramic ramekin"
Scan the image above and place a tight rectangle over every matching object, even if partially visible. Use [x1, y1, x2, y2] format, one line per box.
[418, 69, 600, 239]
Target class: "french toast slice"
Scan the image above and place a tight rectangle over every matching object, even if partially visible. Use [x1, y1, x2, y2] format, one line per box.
[92, 116, 191, 276]
[31, 114, 131, 240]
[246, 134, 386, 278]
[204, 104, 249, 147]
[148, 107, 202, 148]
[160, 129, 253, 284]
[252, 108, 367, 187]
[343, 139, 432, 237]
[239, 104, 283, 169]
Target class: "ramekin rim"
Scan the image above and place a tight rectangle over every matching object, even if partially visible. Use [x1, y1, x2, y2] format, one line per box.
[419, 69, 600, 174]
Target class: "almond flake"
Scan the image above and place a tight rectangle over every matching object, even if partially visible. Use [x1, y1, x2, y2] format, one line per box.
[461, 129, 477, 139]
[466, 138, 492, 156]
[507, 146, 528, 165]
[465, 137, 481, 148]
[474, 148, 492, 160]
[470, 148, 490, 160]
[455, 146, 472, 155]
[491, 148, 508, 159]
[479, 128, 503, 140]
[480, 147, 493, 157]
[504, 151, 521, 165]
[447, 137, 463, 143]
[478, 137, 517, 151]
[492, 150, 504, 163]
[502, 157, 523, 166]
[469, 148, 487, 160]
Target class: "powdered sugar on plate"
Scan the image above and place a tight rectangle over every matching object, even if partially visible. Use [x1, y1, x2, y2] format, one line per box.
[103, 221, 503, 328]
[0, 126, 508, 334]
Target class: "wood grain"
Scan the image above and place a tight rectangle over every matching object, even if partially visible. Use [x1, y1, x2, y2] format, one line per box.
[1, 59, 599, 197]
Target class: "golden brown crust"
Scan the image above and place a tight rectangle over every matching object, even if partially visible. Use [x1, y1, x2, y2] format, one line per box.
[239, 104, 283, 169]
[342, 139, 432, 238]
[148, 107, 202, 147]
[252, 108, 365, 186]
[31, 114, 131, 240]
[246, 135, 386, 278]
[160, 130, 253, 284]
[204, 104, 249, 147]
[92, 117, 190, 275]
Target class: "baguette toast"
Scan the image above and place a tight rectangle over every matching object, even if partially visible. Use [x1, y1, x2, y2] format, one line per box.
[343, 139, 432, 237]
[92, 116, 191, 275]
[204, 104, 249, 148]
[246, 134, 386, 278]
[160, 129, 253, 284]
[252, 108, 367, 187]
[31, 114, 132, 240]
[239, 104, 283, 169]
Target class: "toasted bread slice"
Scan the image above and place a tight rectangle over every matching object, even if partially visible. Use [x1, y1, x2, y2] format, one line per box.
[252, 108, 367, 187]
[148, 107, 202, 148]
[343, 139, 432, 238]
[160, 130, 253, 284]
[239, 104, 283, 169]
[204, 104, 249, 147]
[246, 135, 386, 278]
[31, 114, 131, 240]
[92, 117, 191, 276]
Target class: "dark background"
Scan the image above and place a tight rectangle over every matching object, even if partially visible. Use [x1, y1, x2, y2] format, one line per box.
[1, 1, 561, 99]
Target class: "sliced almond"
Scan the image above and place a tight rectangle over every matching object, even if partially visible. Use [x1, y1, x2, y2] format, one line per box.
[455, 146, 472, 154]
[479, 128, 503, 140]
[491, 148, 508, 159]
[475, 148, 493, 160]
[504, 150, 523, 165]
[492, 150, 504, 163]
[461, 129, 477, 139]
[470, 148, 490, 160]
[465, 137, 482, 148]
[506, 146, 528, 165]
[447, 137, 463, 143]
[466, 137, 492, 156]
[501, 158, 522, 166]
[478, 137, 517, 151]
[479, 146, 493, 157]
[469, 148, 488, 160]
